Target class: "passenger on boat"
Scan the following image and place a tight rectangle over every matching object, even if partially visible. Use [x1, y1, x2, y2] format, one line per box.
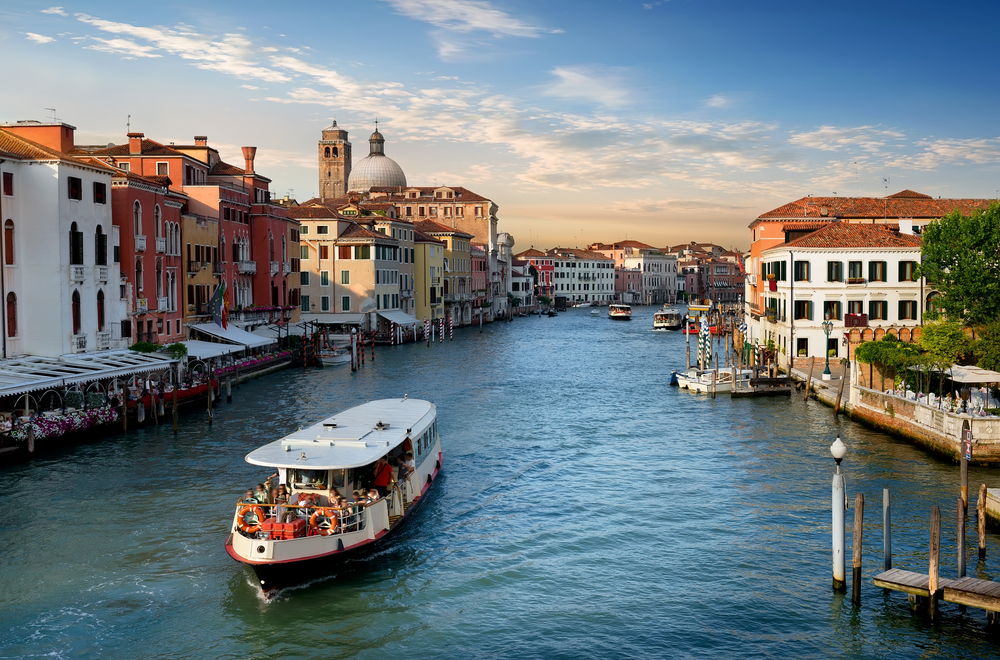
[254, 483, 270, 504]
[372, 456, 393, 496]
[240, 489, 257, 504]
[275, 484, 293, 522]
[404, 452, 415, 471]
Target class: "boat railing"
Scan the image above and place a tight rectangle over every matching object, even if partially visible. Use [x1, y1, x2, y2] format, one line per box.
[234, 500, 373, 539]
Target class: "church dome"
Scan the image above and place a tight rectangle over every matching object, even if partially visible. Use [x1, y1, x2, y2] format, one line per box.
[347, 126, 406, 192]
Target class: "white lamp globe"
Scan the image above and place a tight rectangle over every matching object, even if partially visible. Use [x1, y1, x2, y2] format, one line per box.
[830, 437, 847, 461]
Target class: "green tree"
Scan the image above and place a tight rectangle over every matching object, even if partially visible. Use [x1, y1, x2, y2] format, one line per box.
[855, 334, 919, 391]
[918, 321, 971, 396]
[974, 320, 1000, 372]
[918, 202, 1000, 325]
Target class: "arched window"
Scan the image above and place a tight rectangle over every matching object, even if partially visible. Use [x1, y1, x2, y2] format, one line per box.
[926, 292, 942, 313]
[135, 259, 143, 292]
[444, 279, 450, 294]
[133, 201, 142, 236]
[154, 205, 162, 237]
[95, 225, 107, 266]
[4, 219, 13, 265]
[71, 290, 81, 335]
[6, 292, 16, 337]
[155, 260, 163, 298]
[96, 290, 105, 332]
[69, 222, 84, 265]
[332, 146, 338, 157]
[324, 147, 330, 158]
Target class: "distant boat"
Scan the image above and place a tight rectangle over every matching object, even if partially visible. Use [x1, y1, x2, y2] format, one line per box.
[318, 348, 350, 366]
[608, 304, 632, 320]
[590, 309, 601, 316]
[653, 307, 684, 331]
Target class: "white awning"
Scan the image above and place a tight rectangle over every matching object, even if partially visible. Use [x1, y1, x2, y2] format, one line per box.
[252, 324, 306, 339]
[181, 340, 243, 360]
[0, 351, 176, 398]
[299, 313, 365, 325]
[946, 365, 1000, 384]
[191, 323, 274, 349]
[377, 310, 420, 326]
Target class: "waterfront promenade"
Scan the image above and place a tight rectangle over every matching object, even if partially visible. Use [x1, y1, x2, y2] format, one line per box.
[1, 306, 997, 658]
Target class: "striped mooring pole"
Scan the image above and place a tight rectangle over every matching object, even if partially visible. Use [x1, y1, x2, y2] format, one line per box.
[424, 317, 430, 346]
[391, 321, 396, 347]
[449, 313, 454, 340]
[439, 318, 444, 343]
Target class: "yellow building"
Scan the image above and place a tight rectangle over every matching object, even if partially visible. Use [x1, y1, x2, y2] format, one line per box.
[415, 220, 474, 325]
[182, 210, 220, 331]
[413, 228, 445, 322]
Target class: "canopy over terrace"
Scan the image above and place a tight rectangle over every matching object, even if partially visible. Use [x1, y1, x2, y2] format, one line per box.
[0, 351, 176, 399]
[191, 323, 274, 350]
[945, 365, 1000, 384]
[377, 310, 419, 326]
[181, 340, 242, 361]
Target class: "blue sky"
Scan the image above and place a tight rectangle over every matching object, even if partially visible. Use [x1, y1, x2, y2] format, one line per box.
[3, 0, 999, 250]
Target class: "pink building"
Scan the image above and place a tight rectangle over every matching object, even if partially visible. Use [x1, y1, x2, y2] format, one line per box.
[513, 248, 554, 298]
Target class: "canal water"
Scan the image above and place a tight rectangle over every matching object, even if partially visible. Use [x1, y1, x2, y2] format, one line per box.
[2, 307, 998, 659]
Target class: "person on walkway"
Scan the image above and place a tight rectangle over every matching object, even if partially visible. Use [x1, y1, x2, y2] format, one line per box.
[372, 456, 393, 496]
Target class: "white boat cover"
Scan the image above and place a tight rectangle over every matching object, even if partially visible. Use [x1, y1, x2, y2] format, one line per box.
[191, 323, 274, 349]
[180, 340, 244, 360]
[377, 310, 420, 326]
[245, 398, 435, 469]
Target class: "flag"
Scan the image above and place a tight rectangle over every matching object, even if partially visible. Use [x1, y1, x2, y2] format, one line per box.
[210, 279, 229, 329]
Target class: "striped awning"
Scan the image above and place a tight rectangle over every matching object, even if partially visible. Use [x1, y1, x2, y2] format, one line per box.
[0, 351, 176, 398]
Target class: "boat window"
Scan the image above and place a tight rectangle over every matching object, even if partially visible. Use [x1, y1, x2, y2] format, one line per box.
[288, 468, 327, 490]
[330, 469, 347, 489]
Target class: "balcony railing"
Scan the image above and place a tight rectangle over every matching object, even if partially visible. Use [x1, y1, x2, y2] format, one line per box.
[73, 334, 87, 351]
[96, 266, 108, 283]
[283, 261, 291, 275]
[96, 332, 111, 350]
[270, 261, 280, 276]
[213, 262, 224, 274]
[157, 296, 169, 311]
[238, 260, 257, 275]
[70, 265, 85, 283]
[135, 235, 146, 252]
[155, 237, 166, 253]
[187, 261, 201, 273]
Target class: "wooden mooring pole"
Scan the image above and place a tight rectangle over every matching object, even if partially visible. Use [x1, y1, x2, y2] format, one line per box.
[978, 484, 988, 560]
[958, 498, 966, 578]
[961, 420, 970, 516]
[883, 488, 891, 571]
[929, 505, 941, 618]
[804, 356, 815, 401]
[852, 492, 864, 606]
[172, 385, 178, 434]
[834, 363, 848, 416]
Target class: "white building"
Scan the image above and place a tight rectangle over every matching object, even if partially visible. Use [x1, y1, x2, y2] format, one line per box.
[622, 250, 677, 305]
[755, 222, 925, 368]
[547, 248, 616, 302]
[0, 122, 129, 357]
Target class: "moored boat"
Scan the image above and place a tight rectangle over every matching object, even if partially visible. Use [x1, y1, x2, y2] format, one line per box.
[608, 304, 632, 320]
[318, 348, 351, 366]
[225, 396, 442, 594]
[675, 368, 753, 393]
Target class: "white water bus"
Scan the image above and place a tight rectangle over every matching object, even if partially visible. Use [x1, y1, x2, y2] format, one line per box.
[608, 304, 632, 320]
[225, 397, 443, 593]
[653, 306, 684, 331]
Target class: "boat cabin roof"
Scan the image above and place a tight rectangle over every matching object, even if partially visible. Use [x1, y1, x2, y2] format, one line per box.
[244, 397, 436, 470]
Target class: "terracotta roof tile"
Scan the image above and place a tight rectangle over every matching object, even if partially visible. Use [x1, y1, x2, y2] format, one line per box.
[285, 207, 346, 220]
[755, 191, 992, 223]
[515, 248, 547, 258]
[414, 219, 474, 238]
[778, 222, 922, 250]
[337, 222, 396, 241]
[87, 138, 187, 158]
[0, 130, 117, 172]
[209, 161, 245, 176]
[369, 186, 491, 202]
[413, 229, 446, 245]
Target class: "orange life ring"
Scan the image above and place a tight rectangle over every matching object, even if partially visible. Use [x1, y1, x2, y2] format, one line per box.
[309, 509, 335, 536]
[237, 504, 265, 534]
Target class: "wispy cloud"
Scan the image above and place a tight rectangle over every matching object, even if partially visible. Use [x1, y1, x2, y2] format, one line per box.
[382, 0, 554, 37]
[84, 36, 161, 58]
[705, 94, 730, 108]
[40, 6, 67, 16]
[544, 66, 631, 108]
[789, 125, 905, 152]
[25, 32, 55, 44]
[886, 137, 1000, 171]
[75, 14, 291, 82]
[241, 84, 260, 90]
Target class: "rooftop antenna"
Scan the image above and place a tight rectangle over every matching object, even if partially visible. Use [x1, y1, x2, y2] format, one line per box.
[127, 114, 130, 133]
[854, 161, 858, 197]
[883, 177, 889, 223]
[45, 107, 58, 122]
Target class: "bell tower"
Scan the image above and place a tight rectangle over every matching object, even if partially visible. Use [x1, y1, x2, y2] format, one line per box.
[318, 121, 351, 200]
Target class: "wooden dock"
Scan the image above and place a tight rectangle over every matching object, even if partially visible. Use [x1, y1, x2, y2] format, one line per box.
[874, 569, 1000, 616]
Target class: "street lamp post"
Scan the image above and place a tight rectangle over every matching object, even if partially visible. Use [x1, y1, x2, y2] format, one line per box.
[831, 436, 847, 591]
[822, 313, 834, 380]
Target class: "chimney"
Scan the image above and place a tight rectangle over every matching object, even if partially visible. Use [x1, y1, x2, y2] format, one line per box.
[3, 120, 77, 152]
[899, 218, 913, 235]
[242, 146, 257, 175]
[194, 136, 208, 146]
[128, 132, 144, 155]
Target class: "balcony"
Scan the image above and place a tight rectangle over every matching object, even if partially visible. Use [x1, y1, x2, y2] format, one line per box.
[70, 265, 85, 283]
[73, 334, 87, 352]
[431, 277, 440, 285]
[213, 262, 224, 274]
[270, 261, 280, 276]
[847, 277, 867, 287]
[157, 296, 169, 311]
[400, 287, 414, 298]
[135, 235, 146, 252]
[155, 236, 166, 253]
[283, 261, 291, 275]
[96, 266, 108, 283]
[238, 260, 257, 275]
[445, 292, 473, 302]
[187, 261, 201, 274]
[96, 332, 111, 350]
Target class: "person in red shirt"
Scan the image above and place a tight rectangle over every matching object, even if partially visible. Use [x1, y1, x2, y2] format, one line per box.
[372, 456, 393, 496]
